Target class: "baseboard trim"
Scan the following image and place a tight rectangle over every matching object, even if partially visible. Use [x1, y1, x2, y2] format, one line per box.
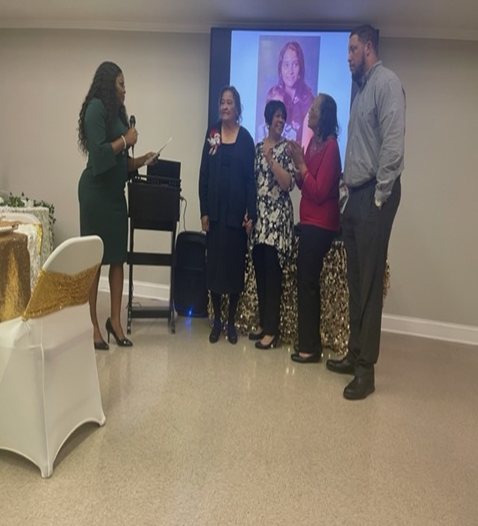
[100, 278, 478, 347]
[381, 314, 478, 346]
[99, 277, 169, 301]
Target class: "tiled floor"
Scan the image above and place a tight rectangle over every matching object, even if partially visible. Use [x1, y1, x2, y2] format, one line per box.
[1, 294, 477, 525]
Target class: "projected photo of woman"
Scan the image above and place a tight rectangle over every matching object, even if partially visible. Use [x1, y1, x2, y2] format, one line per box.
[257, 39, 319, 148]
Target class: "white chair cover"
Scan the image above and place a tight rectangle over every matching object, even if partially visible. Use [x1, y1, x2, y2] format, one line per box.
[0, 235, 106, 478]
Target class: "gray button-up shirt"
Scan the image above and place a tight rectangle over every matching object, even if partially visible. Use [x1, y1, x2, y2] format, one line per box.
[343, 61, 406, 204]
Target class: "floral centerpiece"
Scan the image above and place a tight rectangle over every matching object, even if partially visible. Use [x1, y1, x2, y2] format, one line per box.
[0, 191, 56, 240]
[208, 128, 221, 155]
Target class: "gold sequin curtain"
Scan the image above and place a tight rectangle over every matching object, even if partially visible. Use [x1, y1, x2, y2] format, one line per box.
[209, 236, 390, 356]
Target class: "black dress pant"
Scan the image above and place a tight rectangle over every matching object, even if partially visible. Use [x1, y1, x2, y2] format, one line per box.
[341, 177, 401, 376]
[297, 224, 336, 356]
[252, 244, 282, 335]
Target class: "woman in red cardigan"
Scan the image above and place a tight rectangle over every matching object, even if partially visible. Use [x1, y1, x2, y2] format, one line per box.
[288, 93, 341, 363]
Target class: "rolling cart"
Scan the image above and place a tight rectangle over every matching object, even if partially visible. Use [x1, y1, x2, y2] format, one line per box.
[126, 159, 181, 334]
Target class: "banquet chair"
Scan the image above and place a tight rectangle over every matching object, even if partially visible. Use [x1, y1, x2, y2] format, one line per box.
[0, 235, 106, 478]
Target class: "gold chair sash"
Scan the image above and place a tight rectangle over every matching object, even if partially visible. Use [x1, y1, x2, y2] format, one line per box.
[23, 264, 99, 320]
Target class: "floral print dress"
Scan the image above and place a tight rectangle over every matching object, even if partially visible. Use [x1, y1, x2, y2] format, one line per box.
[251, 138, 296, 268]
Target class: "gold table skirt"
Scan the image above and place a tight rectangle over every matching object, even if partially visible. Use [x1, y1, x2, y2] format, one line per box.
[210, 237, 389, 355]
[0, 232, 31, 322]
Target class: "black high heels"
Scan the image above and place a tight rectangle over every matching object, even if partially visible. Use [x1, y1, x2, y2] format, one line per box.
[105, 318, 133, 347]
[291, 352, 321, 364]
[94, 340, 109, 351]
[248, 330, 265, 341]
[255, 334, 279, 350]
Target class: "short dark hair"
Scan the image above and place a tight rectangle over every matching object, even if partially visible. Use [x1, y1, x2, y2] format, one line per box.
[350, 24, 379, 53]
[316, 93, 339, 142]
[264, 99, 287, 126]
[218, 85, 242, 123]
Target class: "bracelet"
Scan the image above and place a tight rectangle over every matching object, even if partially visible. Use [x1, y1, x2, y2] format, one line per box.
[120, 135, 127, 151]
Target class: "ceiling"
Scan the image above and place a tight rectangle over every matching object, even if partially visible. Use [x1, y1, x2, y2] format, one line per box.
[1, 0, 478, 41]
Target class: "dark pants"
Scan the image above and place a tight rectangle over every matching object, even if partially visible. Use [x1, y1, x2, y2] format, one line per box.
[341, 177, 401, 376]
[252, 244, 282, 335]
[297, 224, 336, 356]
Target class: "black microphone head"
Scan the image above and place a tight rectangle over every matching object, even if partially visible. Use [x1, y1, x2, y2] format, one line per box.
[129, 115, 136, 128]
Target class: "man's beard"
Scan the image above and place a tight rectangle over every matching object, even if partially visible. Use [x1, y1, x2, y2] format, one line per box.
[352, 55, 366, 83]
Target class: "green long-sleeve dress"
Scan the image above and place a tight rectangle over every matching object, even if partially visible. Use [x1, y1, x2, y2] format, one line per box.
[78, 98, 129, 264]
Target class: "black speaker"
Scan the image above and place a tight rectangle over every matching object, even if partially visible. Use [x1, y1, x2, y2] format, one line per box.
[174, 231, 208, 317]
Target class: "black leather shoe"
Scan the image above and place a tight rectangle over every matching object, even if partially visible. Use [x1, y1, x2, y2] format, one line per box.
[227, 324, 237, 345]
[106, 318, 133, 347]
[343, 376, 375, 400]
[94, 340, 109, 351]
[291, 352, 321, 363]
[248, 330, 264, 341]
[209, 321, 221, 343]
[255, 334, 279, 350]
[326, 357, 355, 375]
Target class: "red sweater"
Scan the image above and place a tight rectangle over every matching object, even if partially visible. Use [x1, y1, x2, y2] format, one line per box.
[297, 137, 341, 232]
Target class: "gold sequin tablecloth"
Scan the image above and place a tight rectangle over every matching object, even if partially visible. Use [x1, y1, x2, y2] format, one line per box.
[0, 232, 31, 322]
[0, 206, 51, 265]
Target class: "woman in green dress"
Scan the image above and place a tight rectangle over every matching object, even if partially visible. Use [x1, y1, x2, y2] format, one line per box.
[78, 61, 156, 350]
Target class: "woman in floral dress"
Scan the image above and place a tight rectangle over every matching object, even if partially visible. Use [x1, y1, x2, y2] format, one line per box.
[250, 100, 296, 349]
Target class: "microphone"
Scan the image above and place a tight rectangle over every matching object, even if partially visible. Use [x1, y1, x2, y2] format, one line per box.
[129, 115, 136, 156]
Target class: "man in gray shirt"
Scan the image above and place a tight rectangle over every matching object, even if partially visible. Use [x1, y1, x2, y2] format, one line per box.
[326, 24, 405, 399]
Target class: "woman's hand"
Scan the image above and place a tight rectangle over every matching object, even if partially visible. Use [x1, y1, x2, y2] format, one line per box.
[144, 151, 159, 165]
[124, 127, 138, 147]
[287, 140, 305, 169]
[243, 213, 253, 236]
[201, 215, 209, 233]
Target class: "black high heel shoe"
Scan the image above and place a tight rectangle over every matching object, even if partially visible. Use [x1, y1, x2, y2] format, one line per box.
[255, 334, 279, 350]
[105, 318, 133, 347]
[248, 330, 265, 341]
[94, 340, 109, 351]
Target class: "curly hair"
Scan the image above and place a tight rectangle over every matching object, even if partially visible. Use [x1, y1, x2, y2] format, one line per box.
[78, 61, 128, 154]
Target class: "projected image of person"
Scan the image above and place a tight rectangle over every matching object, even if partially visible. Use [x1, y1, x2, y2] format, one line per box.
[266, 42, 314, 147]
[249, 100, 296, 350]
[287, 93, 341, 364]
[198, 86, 257, 345]
[78, 61, 157, 351]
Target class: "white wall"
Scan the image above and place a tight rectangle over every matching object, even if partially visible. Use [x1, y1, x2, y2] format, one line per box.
[1, 29, 477, 330]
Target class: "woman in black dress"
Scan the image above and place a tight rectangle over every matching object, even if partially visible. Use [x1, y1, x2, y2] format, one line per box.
[78, 61, 156, 350]
[198, 86, 256, 344]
